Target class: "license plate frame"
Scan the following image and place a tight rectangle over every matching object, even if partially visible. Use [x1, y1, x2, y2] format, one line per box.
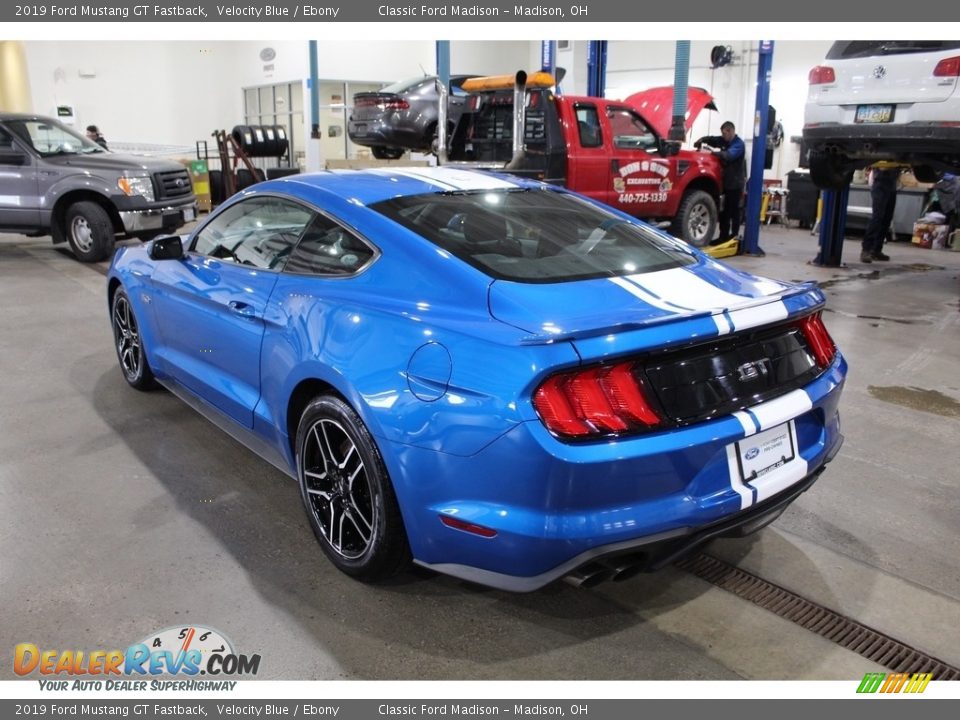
[735, 421, 797, 483]
[855, 104, 895, 124]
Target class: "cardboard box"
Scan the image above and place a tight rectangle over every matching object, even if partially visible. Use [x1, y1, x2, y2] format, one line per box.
[911, 222, 949, 249]
[180, 159, 211, 212]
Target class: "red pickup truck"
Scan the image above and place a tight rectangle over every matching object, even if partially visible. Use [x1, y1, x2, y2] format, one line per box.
[443, 73, 724, 246]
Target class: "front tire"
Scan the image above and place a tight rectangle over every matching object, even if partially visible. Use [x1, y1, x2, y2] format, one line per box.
[296, 395, 410, 581]
[110, 288, 157, 391]
[672, 190, 717, 247]
[65, 201, 115, 262]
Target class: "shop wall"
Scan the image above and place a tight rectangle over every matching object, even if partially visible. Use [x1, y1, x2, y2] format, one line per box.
[23, 41, 243, 150]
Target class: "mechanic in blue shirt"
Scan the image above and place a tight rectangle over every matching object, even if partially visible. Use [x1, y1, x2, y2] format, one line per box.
[696, 121, 746, 243]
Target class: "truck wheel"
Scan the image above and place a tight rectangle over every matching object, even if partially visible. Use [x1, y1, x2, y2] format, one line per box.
[808, 151, 854, 190]
[64, 201, 115, 262]
[672, 190, 717, 247]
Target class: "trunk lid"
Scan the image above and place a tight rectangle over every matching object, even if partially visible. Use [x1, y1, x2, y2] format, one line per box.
[488, 261, 814, 360]
[816, 41, 960, 106]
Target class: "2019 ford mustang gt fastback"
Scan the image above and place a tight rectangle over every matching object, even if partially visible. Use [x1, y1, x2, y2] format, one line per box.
[107, 167, 845, 591]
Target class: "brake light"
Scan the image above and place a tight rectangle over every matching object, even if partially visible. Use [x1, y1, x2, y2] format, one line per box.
[797, 312, 837, 370]
[933, 56, 960, 77]
[533, 361, 662, 439]
[380, 99, 410, 110]
[808, 66, 836, 85]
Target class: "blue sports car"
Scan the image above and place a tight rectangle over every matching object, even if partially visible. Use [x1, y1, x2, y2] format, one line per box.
[107, 167, 845, 591]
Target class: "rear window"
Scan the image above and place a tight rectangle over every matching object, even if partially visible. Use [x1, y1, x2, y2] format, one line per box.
[371, 188, 695, 283]
[827, 41, 960, 59]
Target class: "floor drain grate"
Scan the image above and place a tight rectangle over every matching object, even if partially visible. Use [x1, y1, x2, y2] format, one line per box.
[676, 552, 960, 680]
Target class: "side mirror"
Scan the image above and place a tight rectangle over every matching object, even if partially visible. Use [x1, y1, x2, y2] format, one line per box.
[0, 149, 28, 166]
[658, 139, 681, 157]
[149, 235, 184, 261]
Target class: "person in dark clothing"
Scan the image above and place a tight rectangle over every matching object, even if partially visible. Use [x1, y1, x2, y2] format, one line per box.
[696, 121, 746, 242]
[861, 165, 901, 263]
[85, 125, 108, 150]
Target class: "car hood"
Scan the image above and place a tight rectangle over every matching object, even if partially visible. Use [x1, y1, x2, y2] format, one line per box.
[488, 261, 815, 345]
[623, 87, 717, 138]
[39, 152, 186, 174]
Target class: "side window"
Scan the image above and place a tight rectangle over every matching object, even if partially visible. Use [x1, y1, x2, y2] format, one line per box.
[575, 104, 603, 148]
[606, 107, 657, 150]
[192, 196, 313, 270]
[0, 128, 15, 150]
[284, 214, 376, 276]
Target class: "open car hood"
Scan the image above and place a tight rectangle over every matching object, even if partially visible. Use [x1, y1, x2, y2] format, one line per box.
[623, 87, 717, 138]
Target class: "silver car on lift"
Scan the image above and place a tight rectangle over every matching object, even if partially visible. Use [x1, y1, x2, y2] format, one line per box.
[803, 40, 960, 189]
[348, 75, 476, 159]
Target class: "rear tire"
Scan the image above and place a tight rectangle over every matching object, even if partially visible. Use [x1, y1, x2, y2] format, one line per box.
[65, 201, 115, 262]
[296, 395, 411, 581]
[672, 190, 717, 247]
[372, 146, 405, 160]
[809, 150, 854, 190]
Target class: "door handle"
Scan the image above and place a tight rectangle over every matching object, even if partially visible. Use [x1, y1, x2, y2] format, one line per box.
[228, 301, 256, 318]
[611, 159, 619, 172]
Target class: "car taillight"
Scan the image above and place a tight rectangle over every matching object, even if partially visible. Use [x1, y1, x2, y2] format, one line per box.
[379, 99, 410, 110]
[797, 311, 837, 370]
[808, 66, 836, 85]
[933, 56, 960, 77]
[533, 361, 662, 439]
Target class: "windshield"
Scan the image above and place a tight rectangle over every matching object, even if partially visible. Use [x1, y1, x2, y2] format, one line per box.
[6, 118, 105, 156]
[372, 188, 695, 283]
[827, 40, 960, 59]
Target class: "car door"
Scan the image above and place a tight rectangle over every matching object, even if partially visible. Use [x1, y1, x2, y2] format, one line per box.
[0, 127, 40, 228]
[563, 102, 610, 206]
[603, 105, 675, 217]
[149, 195, 314, 428]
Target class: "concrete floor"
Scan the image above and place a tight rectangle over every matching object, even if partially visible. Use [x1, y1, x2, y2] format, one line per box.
[1, 225, 958, 681]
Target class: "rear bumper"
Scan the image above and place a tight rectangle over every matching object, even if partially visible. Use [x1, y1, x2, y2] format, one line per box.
[387, 357, 847, 591]
[417, 441, 839, 592]
[803, 123, 960, 165]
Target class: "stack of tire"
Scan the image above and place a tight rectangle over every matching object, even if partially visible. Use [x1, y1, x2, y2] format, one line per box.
[231, 125, 289, 158]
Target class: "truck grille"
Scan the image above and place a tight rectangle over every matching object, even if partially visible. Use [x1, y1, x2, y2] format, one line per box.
[154, 169, 193, 201]
[640, 324, 821, 425]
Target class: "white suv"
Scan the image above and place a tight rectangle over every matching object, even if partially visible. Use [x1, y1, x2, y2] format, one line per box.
[803, 40, 960, 189]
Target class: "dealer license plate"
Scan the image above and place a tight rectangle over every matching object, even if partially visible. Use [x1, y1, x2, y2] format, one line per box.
[855, 104, 894, 124]
[183, 206, 195, 222]
[735, 421, 797, 483]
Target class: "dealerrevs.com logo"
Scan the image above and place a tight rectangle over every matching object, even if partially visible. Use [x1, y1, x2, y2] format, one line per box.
[15, 625, 260, 691]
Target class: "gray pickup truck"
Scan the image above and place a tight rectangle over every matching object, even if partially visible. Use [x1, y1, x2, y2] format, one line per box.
[0, 112, 198, 262]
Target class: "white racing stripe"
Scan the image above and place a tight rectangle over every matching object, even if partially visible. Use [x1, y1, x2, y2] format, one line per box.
[733, 411, 758, 436]
[610, 267, 791, 334]
[748, 389, 813, 432]
[368, 166, 520, 191]
[726, 444, 755, 510]
[609, 276, 692, 314]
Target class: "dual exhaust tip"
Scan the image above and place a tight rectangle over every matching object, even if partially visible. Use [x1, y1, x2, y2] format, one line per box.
[563, 553, 647, 588]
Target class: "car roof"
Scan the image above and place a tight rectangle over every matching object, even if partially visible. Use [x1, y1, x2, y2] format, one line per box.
[266, 167, 545, 207]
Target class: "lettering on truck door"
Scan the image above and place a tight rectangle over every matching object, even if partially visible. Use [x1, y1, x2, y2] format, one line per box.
[604, 105, 675, 217]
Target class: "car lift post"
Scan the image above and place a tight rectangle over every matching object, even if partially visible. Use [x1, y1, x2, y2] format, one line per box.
[811, 187, 850, 266]
[587, 41, 607, 98]
[742, 41, 774, 256]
